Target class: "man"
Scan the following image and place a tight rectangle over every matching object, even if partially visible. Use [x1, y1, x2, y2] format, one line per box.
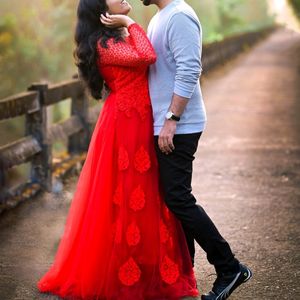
[141, 0, 253, 299]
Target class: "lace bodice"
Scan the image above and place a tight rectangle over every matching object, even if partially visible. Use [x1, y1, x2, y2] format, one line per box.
[97, 23, 157, 120]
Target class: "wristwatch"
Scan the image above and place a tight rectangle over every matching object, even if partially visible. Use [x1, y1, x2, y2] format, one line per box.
[165, 111, 180, 121]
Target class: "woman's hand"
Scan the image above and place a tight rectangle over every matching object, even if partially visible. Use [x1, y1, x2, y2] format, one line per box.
[100, 12, 135, 28]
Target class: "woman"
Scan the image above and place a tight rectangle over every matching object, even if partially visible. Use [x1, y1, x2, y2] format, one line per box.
[37, 0, 199, 299]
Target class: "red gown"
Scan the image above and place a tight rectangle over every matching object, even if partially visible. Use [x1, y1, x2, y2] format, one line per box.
[37, 23, 199, 300]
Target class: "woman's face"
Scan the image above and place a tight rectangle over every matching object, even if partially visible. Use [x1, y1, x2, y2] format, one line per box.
[106, 0, 131, 15]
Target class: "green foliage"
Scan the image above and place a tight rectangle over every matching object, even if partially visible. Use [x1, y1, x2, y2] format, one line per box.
[289, 0, 300, 18]
[191, 0, 274, 42]
[216, 0, 244, 34]
[0, 0, 276, 160]
[0, 0, 274, 99]
[0, 0, 76, 99]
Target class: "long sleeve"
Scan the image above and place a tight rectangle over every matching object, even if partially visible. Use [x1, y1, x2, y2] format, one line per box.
[97, 23, 156, 67]
[167, 12, 202, 99]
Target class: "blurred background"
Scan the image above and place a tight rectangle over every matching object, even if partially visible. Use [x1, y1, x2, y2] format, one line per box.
[0, 0, 299, 186]
[1, 0, 300, 100]
[0, 2, 299, 299]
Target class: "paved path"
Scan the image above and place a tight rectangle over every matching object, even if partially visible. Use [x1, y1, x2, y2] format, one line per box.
[0, 28, 299, 300]
[193, 28, 300, 299]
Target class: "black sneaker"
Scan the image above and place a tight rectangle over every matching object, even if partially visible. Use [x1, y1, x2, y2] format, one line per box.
[201, 263, 252, 300]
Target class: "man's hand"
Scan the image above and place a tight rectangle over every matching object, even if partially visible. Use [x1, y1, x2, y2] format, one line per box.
[158, 120, 177, 154]
[158, 94, 188, 154]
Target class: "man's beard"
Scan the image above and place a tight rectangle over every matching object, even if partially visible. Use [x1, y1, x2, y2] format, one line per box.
[142, 0, 152, 6]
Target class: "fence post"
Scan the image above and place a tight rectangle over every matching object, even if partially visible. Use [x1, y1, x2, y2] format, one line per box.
[68, 77, 90, 154]
[26, 83, 52, 192]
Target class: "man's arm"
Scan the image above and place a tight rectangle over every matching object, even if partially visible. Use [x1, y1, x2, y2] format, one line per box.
[158, 94, 188, 154]
[158, 12, 202, 154]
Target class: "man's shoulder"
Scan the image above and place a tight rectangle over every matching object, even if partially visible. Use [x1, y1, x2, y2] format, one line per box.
[166, 2, 201, 32]
[172, 1, 200, 23]
[166, 11, 200, 35]
[147, 1, 201, 34]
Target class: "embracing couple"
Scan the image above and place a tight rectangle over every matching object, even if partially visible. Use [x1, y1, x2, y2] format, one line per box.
[37, 0, 252, 299]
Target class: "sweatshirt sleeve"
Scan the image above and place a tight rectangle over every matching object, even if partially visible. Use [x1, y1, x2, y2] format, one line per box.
[167, 12, 202, 99]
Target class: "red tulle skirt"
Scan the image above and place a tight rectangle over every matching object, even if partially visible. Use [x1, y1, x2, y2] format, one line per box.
[37, 93, 199, 299]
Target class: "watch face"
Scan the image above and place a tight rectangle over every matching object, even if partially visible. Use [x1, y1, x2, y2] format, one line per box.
[166, 111, 172, 119]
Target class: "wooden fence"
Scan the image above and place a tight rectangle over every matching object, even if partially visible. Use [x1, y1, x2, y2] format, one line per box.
[0, 26, 275, 214]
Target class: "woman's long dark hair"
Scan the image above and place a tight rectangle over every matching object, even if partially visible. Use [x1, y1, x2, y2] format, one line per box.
[73, 0, 124, 100]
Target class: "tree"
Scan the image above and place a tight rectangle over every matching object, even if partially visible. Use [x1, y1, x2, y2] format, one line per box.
[289, 0, 300, 18]
[0, 0, 76, 98]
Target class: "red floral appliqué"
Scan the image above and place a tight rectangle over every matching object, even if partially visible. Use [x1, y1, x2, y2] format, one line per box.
[130, 185, 146, 211]
[126, 222, 141, 246]
[134, 146, 151, 173]
[160, 220, 169, 243]
[160, 255, 180, 285]
[113, 183, 122, 205]
[118, 257, 141, 286]
[118, 146, 129, 171]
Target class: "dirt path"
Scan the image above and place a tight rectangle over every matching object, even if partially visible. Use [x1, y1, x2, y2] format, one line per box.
[193, 28, 300, 299]
[0, 28, 299, 300]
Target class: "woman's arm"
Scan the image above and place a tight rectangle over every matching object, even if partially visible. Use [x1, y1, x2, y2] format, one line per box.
[126, 23, 156, 64]
[98, 14, 156, 67]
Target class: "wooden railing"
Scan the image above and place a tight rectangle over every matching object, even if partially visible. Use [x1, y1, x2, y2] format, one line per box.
[202, 26, 275, 72]
[0, 26, 275, 214]
[0, 77, 102, 212]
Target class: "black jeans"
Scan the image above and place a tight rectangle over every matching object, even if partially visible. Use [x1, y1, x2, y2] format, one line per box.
[154, 132, 240, 274]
